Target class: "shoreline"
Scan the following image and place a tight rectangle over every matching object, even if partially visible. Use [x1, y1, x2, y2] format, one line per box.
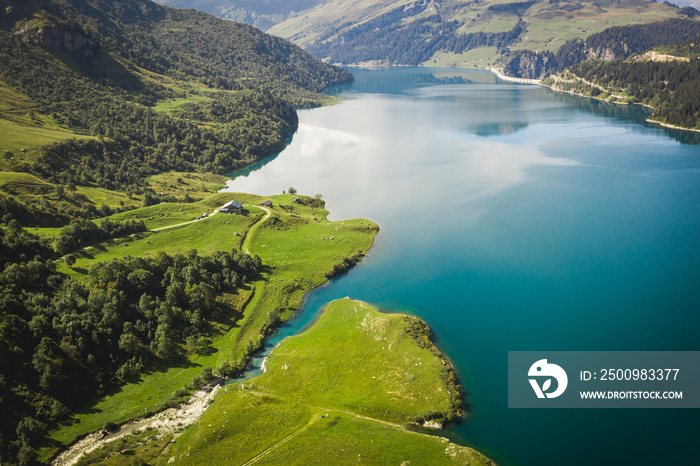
[542, 78, 700, 134]
[489, 67, 542, 85]
[647, 118, 700, 133]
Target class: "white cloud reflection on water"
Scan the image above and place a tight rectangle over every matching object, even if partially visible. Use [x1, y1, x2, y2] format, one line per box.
[222, 95, 579, 231]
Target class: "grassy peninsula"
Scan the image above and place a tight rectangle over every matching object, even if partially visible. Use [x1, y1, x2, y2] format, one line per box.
[72, 299, 494, 466]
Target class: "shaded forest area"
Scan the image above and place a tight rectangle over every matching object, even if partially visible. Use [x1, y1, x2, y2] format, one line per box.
[0, 221, 262, 464]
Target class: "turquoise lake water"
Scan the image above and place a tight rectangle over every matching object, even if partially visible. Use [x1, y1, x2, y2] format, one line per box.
[224, 68, 700, 465]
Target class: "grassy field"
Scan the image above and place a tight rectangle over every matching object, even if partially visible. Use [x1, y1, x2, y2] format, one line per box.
[0, 120, 90, 169]
[146, 172, 228, 200]
[153, 94, 213, 114]
[0, 79, 93, 168]
[56, 212, 256, 279]
[0, 169, 144, 228]
[254, 412, 492, 466]
[43, 193, 378, 461]
[253, 298, 455, 424]
[94, 299, 491, 465]
[427, 48, 501, 69]
[0, 171, 53, 190]
[512, 4, 681, 52]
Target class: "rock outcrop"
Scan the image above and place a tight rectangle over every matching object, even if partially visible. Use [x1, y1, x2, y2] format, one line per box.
[16, 22, 97, 56]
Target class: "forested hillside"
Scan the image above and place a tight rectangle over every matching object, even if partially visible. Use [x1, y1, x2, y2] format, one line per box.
[543, 35, 700, 129]
[0, 235, 261, 464]
[505, 17, 700, 79]
[0, 0, 351, 227]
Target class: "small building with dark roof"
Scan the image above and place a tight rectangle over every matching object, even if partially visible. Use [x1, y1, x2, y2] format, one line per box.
[258, 200, 273, 207]
[219, 200, 242, 214]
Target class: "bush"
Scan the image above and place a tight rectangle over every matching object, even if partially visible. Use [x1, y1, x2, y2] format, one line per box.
[103, 421, 118, 432]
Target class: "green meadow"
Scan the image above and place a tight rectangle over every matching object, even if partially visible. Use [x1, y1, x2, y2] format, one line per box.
[146, 172, 228, 200]
[253, 298, 456, 424]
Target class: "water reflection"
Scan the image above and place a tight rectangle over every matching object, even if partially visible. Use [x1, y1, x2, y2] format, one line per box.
[224, 93, 578, 229]
[326, 68, 700, 144]
[545, 88, 700, 145]
[473, 122, 530, 137]
[328, 67, 497, 96]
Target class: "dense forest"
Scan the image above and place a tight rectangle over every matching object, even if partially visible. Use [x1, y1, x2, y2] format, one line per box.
[0, 226, 261, 463]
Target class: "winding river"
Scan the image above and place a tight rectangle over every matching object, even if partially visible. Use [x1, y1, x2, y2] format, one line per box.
[223, 68, 700, 466]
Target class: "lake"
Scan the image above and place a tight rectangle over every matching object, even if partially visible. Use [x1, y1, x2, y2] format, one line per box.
[224, 68, 700, 466]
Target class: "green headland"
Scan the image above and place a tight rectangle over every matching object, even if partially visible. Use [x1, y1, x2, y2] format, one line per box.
[69, 299, 494, 466]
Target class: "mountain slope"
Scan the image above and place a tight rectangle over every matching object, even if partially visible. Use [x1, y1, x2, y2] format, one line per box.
[157, 0, 692, 69]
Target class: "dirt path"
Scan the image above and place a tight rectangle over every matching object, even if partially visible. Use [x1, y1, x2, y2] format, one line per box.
[52, 385, 221, 466]
[242, 205, 271, 255]
[58, 208, 220, 262]
[150, 211, 217, 232]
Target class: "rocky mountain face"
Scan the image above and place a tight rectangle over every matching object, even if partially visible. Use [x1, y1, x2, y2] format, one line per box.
[152, 0, 325, 29]
[16, 21, 97, 55]
[503, 17, 700, 79]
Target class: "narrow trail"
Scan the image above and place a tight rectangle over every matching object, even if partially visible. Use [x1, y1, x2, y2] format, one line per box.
[236, 402, 411, 466]
[242, 205, 271, 255]
[58, 209, 219, 261]
[150, 211, 217, 232]
[243, 387, 432, 435]
[240, 417, 318, 466]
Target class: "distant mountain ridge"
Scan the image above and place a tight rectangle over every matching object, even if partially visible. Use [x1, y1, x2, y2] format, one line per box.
[156, 0, 696, 75]
[504, 17, 700, 78]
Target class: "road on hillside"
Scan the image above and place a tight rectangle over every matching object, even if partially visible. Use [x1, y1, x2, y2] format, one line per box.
[242, 205, 271, 255]
[150, 210, 218, 232]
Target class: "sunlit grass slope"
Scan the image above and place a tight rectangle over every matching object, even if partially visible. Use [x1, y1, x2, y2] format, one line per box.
[164, 299, 491, 466]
